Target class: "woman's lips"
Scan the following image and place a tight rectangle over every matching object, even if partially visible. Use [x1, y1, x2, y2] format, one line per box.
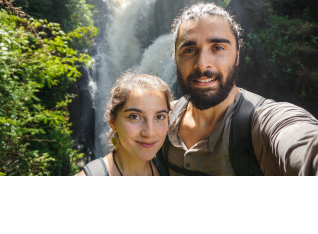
[137, 141, 156, 148]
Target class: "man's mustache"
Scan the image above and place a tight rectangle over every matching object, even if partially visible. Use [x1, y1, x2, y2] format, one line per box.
[187, 70, 222, 81]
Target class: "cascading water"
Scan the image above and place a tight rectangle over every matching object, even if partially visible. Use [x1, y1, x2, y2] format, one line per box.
[85, 0, 225, 159]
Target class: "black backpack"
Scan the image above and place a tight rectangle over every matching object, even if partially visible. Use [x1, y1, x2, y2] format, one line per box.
[156, 89, 266, 176]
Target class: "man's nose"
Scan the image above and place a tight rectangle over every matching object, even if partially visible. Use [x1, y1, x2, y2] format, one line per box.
[194, 49, 212, 71]
[141, 120, 155, 137]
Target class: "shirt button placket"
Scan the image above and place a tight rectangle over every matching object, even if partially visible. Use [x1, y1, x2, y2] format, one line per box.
[184, 152, 191, 169]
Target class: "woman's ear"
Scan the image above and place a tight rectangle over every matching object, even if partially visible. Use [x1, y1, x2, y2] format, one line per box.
[109, 115, 117, 132]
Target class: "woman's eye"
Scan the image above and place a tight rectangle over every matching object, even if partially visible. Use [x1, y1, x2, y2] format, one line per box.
[129, 114, 140, 120]
[156, 114, 166, 120]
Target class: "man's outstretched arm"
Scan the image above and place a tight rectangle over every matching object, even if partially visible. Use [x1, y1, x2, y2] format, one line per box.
[299, 134, 318, 175]
[252, 100, 318, 176]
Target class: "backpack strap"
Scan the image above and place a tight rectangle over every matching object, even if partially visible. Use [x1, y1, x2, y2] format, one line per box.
[83, 157, 109, 176]
[229, 89, 265, 176]
[151, 157, 167, 176]
[169, 95, 189, 124]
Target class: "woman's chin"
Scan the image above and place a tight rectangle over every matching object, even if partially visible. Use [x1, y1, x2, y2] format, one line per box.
[136, 151, 157, 161]
[130, 146, 159, 161]
[119, 141, 161, 161]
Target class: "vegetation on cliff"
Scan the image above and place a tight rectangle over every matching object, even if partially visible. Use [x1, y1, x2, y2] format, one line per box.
[0, 0, 97, 175]
[232, 0, 318, 117]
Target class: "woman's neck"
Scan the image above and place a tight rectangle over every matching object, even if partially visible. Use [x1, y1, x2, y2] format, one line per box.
[114, 146, 152, 176]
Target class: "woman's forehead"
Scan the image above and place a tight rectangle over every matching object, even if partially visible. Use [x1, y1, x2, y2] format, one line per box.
[124, 88, 167, 109]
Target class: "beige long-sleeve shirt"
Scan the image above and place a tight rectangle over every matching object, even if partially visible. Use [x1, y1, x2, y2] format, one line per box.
[166, 91, 318, 176]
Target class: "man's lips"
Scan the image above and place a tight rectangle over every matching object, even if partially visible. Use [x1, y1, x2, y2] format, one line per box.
[137, 141, 157, 148]
[192, 76, 217, 86]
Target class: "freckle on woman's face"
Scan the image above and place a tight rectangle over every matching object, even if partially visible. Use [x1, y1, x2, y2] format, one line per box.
[111, 88, 169, 161]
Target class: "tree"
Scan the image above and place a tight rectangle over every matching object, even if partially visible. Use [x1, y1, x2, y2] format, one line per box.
[0, 0, 98, 175]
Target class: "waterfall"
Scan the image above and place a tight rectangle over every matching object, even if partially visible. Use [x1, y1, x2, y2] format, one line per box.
[86, 0, 225, 158]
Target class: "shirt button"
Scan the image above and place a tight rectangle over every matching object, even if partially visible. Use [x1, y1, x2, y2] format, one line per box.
[185, 163, 190, 168]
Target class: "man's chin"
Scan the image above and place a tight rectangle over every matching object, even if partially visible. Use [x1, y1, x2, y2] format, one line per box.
[193, 86, 218, 93]
[189, 85, 235, 110]
[189, 94, 223, 110]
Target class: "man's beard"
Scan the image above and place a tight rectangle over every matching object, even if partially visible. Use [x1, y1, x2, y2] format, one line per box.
[177, 62, 238, 110]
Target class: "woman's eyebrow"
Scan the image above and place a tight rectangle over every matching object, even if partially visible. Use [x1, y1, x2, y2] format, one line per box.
[124, 108, 143, 113]
[156, 110, 168, 114]
[124, 108, 168, 114]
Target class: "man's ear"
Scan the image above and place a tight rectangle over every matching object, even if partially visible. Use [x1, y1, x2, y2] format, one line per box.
[236, 46, 240, 66]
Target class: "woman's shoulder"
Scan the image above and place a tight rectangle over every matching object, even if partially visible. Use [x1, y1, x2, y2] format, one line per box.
[74, 152, 113, 176]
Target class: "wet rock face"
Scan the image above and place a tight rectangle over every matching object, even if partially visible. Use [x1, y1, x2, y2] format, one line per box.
[68, 66, 96, 163]
[68, 0, 109, 161]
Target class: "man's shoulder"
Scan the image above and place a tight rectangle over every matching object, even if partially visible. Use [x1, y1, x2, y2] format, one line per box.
[256, 99, 314, 116]
[253, 99, 318, 127]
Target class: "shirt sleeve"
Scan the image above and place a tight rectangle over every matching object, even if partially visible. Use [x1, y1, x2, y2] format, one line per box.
[251, 100, 318, 176]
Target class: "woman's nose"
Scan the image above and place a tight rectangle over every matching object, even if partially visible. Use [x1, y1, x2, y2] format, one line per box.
[141, 121, 155, 137]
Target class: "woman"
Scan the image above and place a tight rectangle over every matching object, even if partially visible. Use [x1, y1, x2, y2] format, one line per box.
[76, 71, 173, 176]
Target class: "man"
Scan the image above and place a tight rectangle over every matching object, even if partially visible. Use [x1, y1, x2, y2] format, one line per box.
[156, 3, 318, 176]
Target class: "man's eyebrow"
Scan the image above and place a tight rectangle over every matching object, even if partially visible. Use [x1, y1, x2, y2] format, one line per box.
[208, 38, 231, 45]
[178, 38, 231, 50]
[178, 40, 196, 50]
[156, 110, 168, 114]
[124, 108, 143, 113]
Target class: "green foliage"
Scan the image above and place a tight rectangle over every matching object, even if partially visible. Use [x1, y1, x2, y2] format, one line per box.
[222, 0, 231, 8]
[12, 0, 98, 33]
[0, 8, 97, 175]
[234, 0, 318, 117]
[246, 11, 318, 97]
[66, 0, 97, 29]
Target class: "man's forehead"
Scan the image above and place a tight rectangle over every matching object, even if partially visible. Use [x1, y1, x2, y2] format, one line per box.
[177, 15, 233, 43]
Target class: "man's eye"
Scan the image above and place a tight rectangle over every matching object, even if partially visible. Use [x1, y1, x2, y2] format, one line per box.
[184, 48, 195, 54]
[213, 46, 224, 51]
[129, 114, 140, 120]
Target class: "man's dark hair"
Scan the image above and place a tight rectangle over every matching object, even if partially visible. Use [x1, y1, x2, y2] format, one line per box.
[171, 2, 243, 56]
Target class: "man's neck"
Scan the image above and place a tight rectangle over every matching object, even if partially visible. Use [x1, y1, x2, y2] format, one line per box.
[189, 86, 240, 126]
[179, 86, 240, 149]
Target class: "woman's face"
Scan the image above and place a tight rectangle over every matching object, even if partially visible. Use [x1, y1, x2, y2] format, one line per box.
[110, 88, 169, 161]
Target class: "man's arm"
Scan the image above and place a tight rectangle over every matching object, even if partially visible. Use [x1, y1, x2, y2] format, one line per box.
[299, 134, 318, 175]
[251, 100, 318, 176]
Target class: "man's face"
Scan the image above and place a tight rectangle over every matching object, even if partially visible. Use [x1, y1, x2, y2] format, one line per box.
[175, 15, 239, 110]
